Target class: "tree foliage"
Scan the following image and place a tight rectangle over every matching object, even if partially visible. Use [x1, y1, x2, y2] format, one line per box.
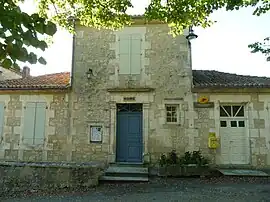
[1, 0, 270, 71]
[0, 0, 57, 70]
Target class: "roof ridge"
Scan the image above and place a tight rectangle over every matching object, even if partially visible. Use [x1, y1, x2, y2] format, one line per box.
[193, 69, 270, 79]
[4, 72, 70, 81]
[33, 71, 70, 77]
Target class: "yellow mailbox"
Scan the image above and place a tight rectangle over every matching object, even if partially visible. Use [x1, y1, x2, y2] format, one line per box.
[208, 128, 219, 149]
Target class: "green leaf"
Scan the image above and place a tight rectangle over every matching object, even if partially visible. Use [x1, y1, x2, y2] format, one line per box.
[17, 47, 29, 62]
[1, 58, 13, 69]
[31, 13, 40, 21]
[28, 52, 38, 64]
[15, 40, 23, 48]
[0, 49, 6, 61]
[38, 41, 48, 51]
[13, 63, 20, 70]
[5, 36, 14, 44]
[35, 22, 45, 34]
[44, 21, 57, 36]
[0, 29, 5, 38]
[38, 56, 47, 65]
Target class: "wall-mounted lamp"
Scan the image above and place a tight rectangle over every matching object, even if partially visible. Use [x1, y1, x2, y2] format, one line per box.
[86, 68, 93, 79]
[186, 26, 198, 41]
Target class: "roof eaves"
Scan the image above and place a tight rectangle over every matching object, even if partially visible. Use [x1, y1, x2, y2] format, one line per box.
[0, 85, 70, 90]
[194, 83, 270, 88]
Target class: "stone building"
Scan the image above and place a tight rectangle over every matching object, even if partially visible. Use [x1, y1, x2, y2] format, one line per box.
[0, 18, 270, 168]
[0, 66, 24, 80]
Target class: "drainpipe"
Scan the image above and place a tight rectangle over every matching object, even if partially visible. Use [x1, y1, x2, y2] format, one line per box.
[185, 26, 198, 90]
[188, 41, 192, 70]
[70, 18, 76, 89]
[67, 18, 76, 161]
[188, 40, 194, 91]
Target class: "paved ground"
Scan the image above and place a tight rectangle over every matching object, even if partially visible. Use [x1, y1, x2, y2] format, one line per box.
[2, 177, 270, 202]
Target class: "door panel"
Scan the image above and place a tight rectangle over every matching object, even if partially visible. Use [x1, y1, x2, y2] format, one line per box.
[116, 114, 128, 162]
[220, 119, 249, 165]
[116, 110, 143, 163]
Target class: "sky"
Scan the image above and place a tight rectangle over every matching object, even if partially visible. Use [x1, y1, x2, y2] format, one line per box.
[20, 0, 270, 77]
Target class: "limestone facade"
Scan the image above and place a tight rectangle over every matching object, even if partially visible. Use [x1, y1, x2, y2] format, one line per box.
[0, 93, 70, 162]
[0, 23, 270, 168]
[71, 24, 193, 164]
[193, 92, 270, 168]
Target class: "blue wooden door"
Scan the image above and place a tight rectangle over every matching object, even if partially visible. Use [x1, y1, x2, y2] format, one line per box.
[116, 104, 143, 163]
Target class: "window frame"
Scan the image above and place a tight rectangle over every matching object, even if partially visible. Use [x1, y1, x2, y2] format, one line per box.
[219, 104, 245, 118]
[219, 104, 247, 128]
[165, 104, 179, 124]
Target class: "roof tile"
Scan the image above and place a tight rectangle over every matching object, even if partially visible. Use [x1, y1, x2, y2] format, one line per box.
[192, 70, 270, 88]
[1, 70, 270, 90]
[0, 72, 70, 89]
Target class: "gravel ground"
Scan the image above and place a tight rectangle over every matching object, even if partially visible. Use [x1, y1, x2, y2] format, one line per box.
[2, 177, 270, 202]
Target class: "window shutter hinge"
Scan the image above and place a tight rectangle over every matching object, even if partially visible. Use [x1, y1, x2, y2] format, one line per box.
[4, 106, 6, 109]
[46, 106, 48, 109]
[24, 106, 26, 109]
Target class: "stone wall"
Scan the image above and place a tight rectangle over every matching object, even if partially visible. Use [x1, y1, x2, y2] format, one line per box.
[0, 161, 104, 197]
[72, 23, 194, 164]
[193, 92, 270, 168]
[0, 93, 71, 162]
[1, 23, 269, 169]
[253, 94, 270, 167]
[193, 106, 216, 164]
[48, 94, 70, 161]
[0, 66, 22, 80]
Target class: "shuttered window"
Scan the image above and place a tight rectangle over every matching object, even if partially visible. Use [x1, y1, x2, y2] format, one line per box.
[23, 102, 46, 145]
[119, 33, 142, 75]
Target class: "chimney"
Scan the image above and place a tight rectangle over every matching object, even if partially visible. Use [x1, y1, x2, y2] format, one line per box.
[22, 66, 30, 78]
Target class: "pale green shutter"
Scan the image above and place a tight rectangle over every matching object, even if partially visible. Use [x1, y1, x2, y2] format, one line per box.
[0, 103, 5, 141]
[130, 34, 142, 74]
[34, 102, 46, 145]
[119, 35, 131, 74]
[23, 102, 36, 144]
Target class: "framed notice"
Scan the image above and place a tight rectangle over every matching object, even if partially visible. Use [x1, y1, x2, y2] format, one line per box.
[90, 125, 103, 143]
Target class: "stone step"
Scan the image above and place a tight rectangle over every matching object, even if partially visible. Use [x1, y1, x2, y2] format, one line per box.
[113, 162, 144, 166]
[100, 176, 149, 182]
[106, 166, 148, 174]
[100, 164, 149, 182]
[105, 172, 149, 178]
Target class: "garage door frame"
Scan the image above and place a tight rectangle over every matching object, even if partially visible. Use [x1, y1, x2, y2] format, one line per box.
[218, 102, 251, 165]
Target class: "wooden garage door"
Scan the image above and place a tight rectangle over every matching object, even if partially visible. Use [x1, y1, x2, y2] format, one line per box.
[219, 105, 250, 165]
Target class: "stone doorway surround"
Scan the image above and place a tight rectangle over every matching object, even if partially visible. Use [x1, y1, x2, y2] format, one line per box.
[107, 89, 154, 163]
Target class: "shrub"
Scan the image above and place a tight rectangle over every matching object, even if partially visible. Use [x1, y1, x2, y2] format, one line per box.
[159, 150, 209, 166]
[159, 150, 178, 166]
[179, 151, 209, 166]
[159, 154, 167, 167]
